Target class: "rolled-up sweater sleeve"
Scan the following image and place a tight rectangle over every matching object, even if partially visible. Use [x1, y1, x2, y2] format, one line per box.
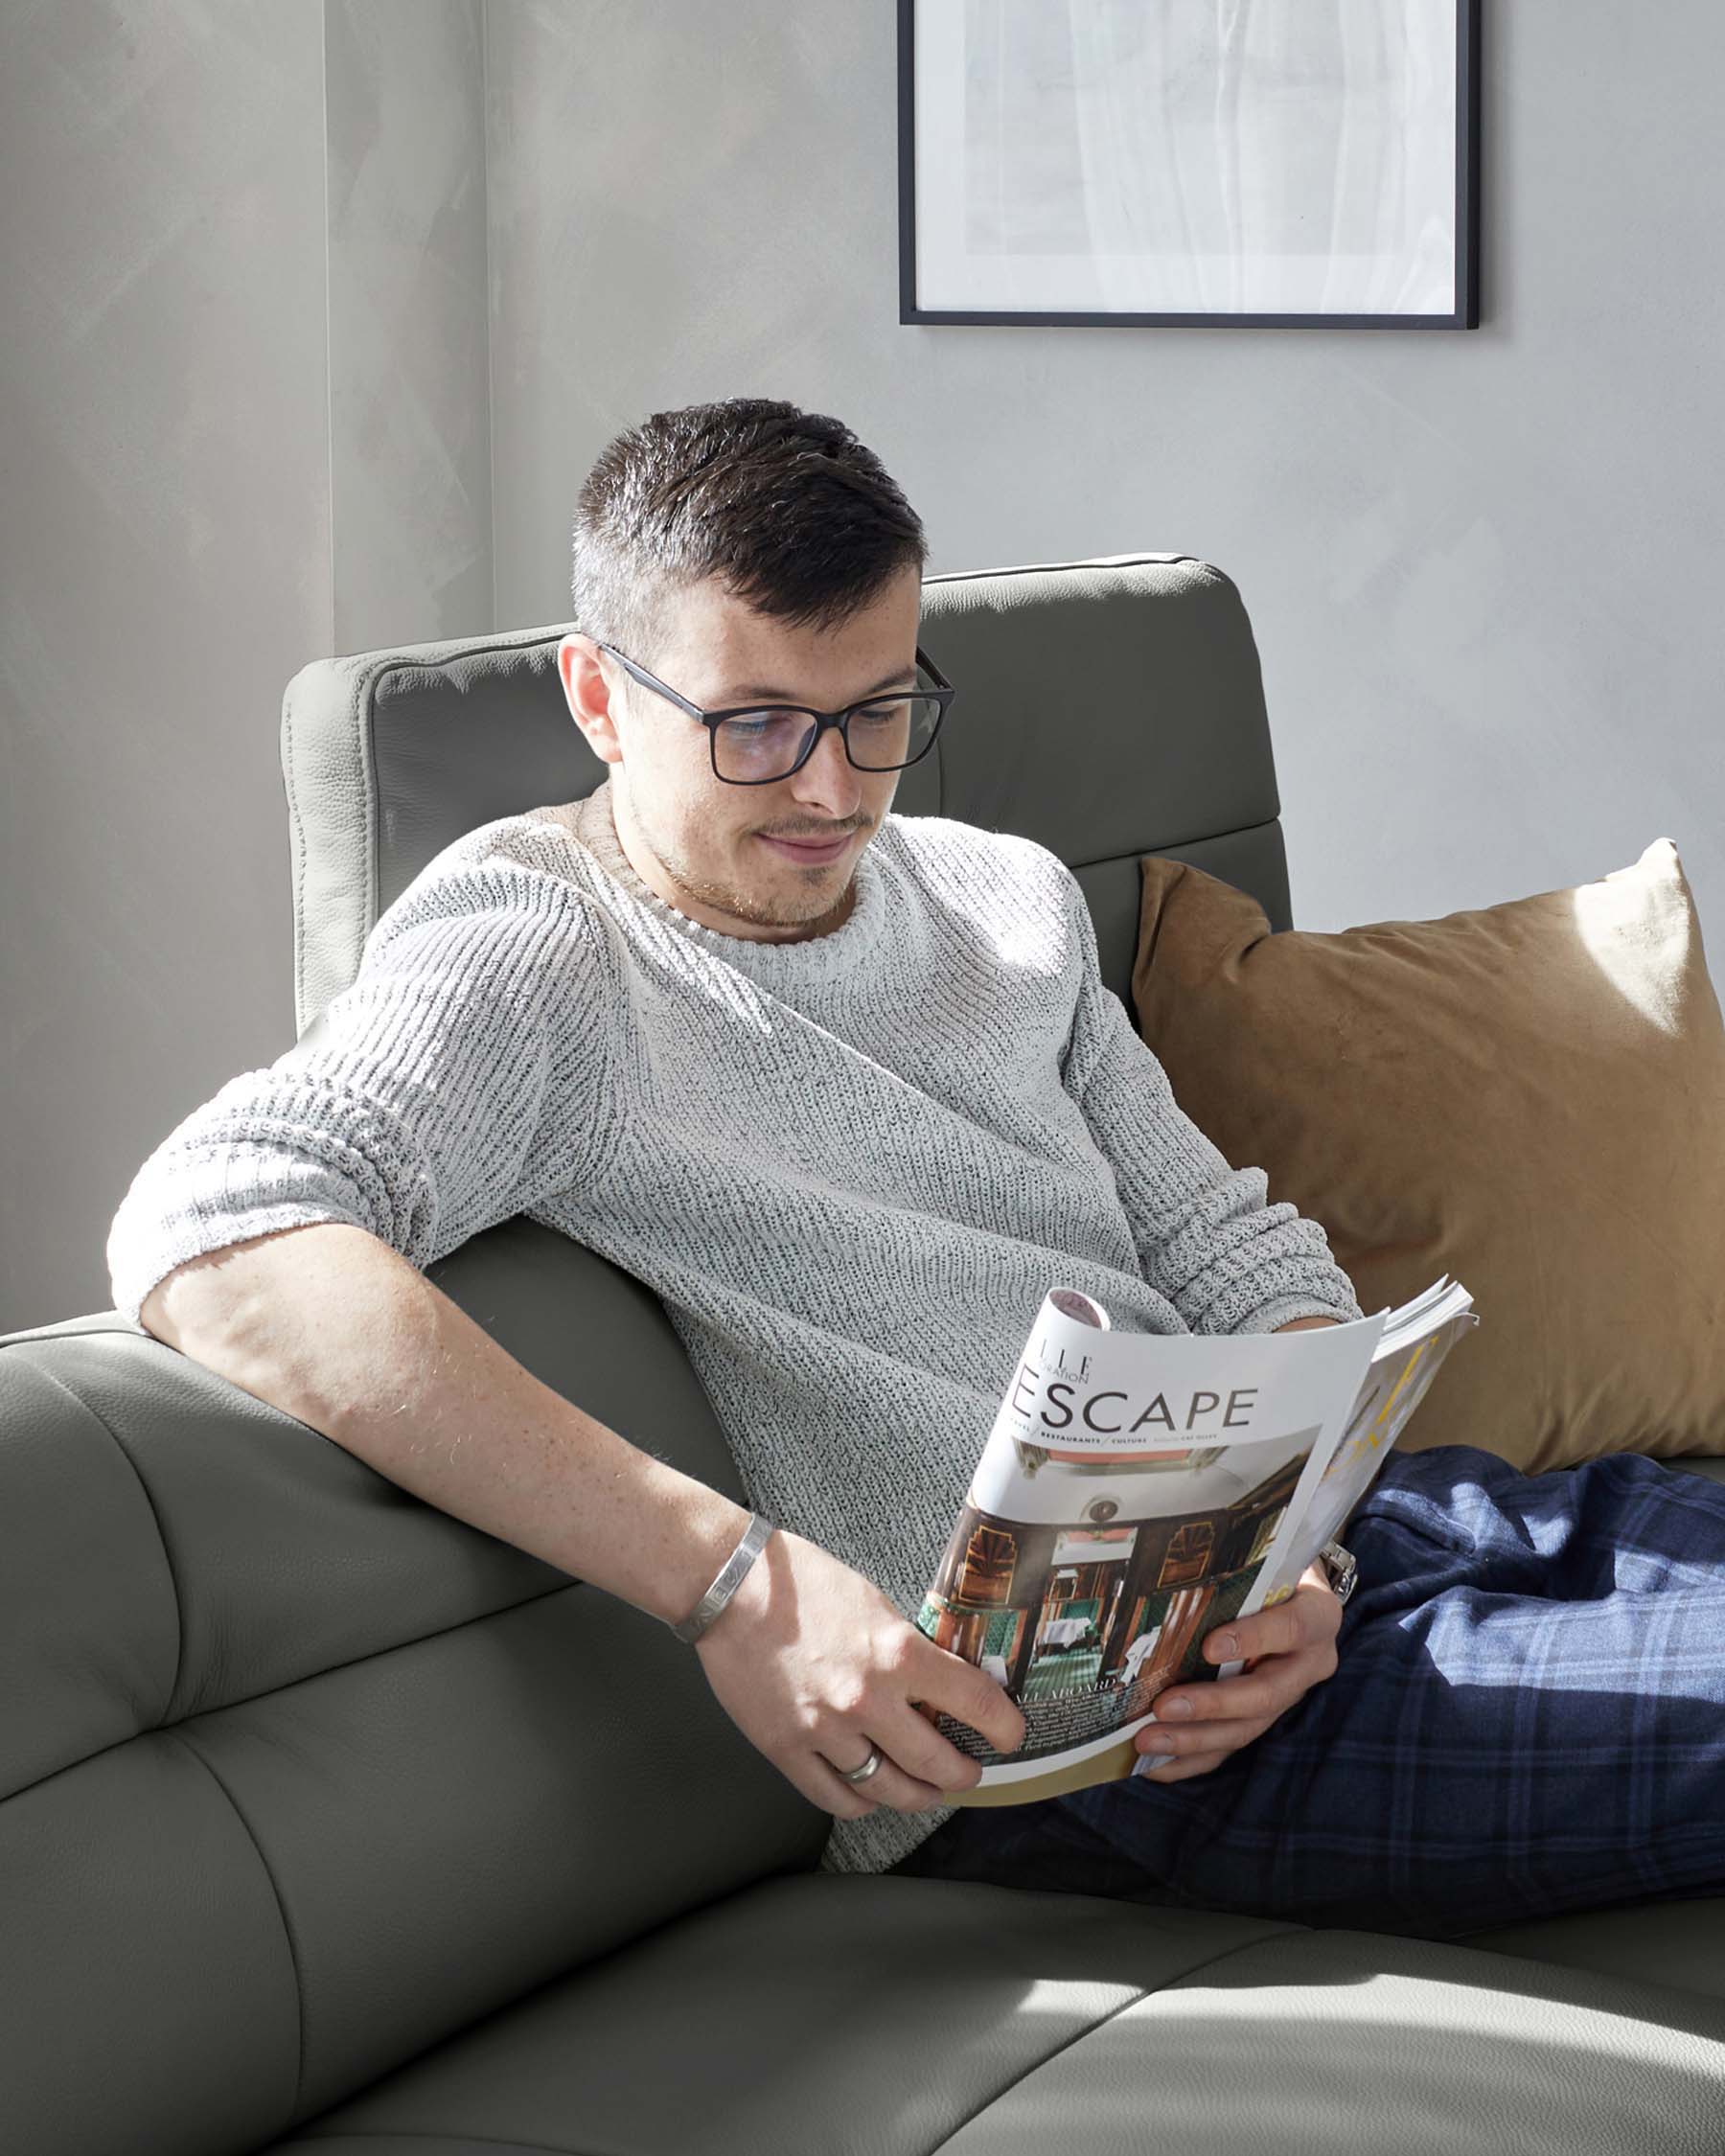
[106, 862, 610, 1328]
[1058, 874, 1364, 1337]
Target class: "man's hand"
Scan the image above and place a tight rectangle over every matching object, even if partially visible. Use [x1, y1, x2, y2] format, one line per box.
[1131, 1308, 1348, 1778]
[1133, 1558, 1343, 1781]
[693, 1524, 1028, 1819]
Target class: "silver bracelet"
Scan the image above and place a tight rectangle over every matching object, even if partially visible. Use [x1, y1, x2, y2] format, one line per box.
[669, 1511, 776, 1644]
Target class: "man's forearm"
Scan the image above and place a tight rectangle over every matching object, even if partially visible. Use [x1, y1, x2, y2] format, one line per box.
[140, 1221, 755, 1630]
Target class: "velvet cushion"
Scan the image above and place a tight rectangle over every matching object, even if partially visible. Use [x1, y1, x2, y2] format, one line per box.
[1130, 837, 1725, 1474]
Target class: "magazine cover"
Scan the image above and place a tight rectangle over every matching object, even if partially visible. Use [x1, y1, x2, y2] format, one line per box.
[913, 1278, 1477, 1806]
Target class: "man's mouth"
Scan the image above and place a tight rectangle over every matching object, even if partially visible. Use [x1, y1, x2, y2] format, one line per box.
[757, 830, 857, 864]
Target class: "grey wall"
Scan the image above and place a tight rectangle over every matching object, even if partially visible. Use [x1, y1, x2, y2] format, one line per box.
[2, 0, 487, 1332]
[5, 0, 1722, 1332]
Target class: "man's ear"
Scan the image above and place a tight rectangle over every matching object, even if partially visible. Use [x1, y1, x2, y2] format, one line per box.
[560, 634, 624, 767]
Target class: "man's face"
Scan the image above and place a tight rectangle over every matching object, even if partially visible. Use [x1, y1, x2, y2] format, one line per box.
[557, 564, 923, 944]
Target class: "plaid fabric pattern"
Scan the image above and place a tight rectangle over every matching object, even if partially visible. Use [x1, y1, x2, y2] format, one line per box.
[888, 1444, 1725, 1940]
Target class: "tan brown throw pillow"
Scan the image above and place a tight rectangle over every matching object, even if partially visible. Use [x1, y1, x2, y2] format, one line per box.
[1130, 838, 1725, 1475]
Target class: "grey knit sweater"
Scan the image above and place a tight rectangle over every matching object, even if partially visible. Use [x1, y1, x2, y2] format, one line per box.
[106, 776, 1364, 1878]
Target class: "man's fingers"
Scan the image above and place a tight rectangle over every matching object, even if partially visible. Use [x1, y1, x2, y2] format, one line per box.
[1205, 1569, 1341, 1666]
[1141, 1572, 1346, 1780]
[1137, 1653, 1333, 1763]
[1204, 1604, 1288, 1663]
[1138, 1748, 1228, 1782]
[1137, 1712, 1275, 1777]
[1141, 1712, 1273, 1755]
[1156, 1638, 1338, 1726]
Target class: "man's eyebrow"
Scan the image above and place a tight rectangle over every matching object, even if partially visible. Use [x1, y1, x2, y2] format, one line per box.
[715, 663, 921, 704]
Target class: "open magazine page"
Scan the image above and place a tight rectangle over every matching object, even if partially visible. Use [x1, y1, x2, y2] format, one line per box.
[915, 1278, 1474, 1807]
[1244, 1281, 1483, 1633]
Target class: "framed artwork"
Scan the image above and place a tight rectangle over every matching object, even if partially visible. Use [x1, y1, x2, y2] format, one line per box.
[898, 0, 1481, 330]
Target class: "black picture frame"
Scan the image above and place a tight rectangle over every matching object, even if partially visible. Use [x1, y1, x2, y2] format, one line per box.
[897, 0, 1481, 332]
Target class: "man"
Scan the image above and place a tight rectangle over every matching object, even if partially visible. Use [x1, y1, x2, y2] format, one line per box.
[109, 398, 1725, 1930]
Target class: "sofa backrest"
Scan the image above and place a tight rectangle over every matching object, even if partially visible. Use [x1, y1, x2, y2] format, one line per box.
[284, 551, 1291, 1034]
[0, 554, 1293, 2155]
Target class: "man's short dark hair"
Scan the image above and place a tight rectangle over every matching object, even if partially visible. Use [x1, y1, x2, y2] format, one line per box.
[570, 397, 929, 671]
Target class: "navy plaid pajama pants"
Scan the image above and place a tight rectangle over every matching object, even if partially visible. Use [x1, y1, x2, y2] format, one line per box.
[887, 1443, 1725, 1940]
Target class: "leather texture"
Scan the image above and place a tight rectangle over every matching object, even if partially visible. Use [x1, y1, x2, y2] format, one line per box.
[5, 555, 1722, 2154]
[282, 552, 1292, 1032]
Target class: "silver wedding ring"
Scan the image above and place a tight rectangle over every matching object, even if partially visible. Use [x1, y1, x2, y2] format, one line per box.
[837, 1743, 884, 1784]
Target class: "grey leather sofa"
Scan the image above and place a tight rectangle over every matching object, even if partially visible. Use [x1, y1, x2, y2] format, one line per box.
[5, 554, 1723, 2155]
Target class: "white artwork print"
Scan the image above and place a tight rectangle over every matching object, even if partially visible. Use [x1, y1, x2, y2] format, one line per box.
[913, 0, 1460, 317]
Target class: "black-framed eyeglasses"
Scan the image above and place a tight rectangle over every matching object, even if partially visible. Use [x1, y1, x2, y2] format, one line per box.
[592, 638, 955, 786]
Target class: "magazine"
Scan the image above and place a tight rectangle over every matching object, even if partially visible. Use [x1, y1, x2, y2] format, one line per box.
[911, 1275, 1479, 1805]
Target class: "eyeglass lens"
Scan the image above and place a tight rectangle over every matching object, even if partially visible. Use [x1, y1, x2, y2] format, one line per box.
[712, 694, 942, 782]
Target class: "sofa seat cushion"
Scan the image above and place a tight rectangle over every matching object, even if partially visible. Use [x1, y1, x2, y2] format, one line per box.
[268, 1871, 1725, 2155]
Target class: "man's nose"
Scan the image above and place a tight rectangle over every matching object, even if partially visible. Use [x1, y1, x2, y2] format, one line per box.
[788, 722, 863, 813]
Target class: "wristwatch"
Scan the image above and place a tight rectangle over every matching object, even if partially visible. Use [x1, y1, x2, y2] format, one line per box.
[1319, 1538, 1359, 1605]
